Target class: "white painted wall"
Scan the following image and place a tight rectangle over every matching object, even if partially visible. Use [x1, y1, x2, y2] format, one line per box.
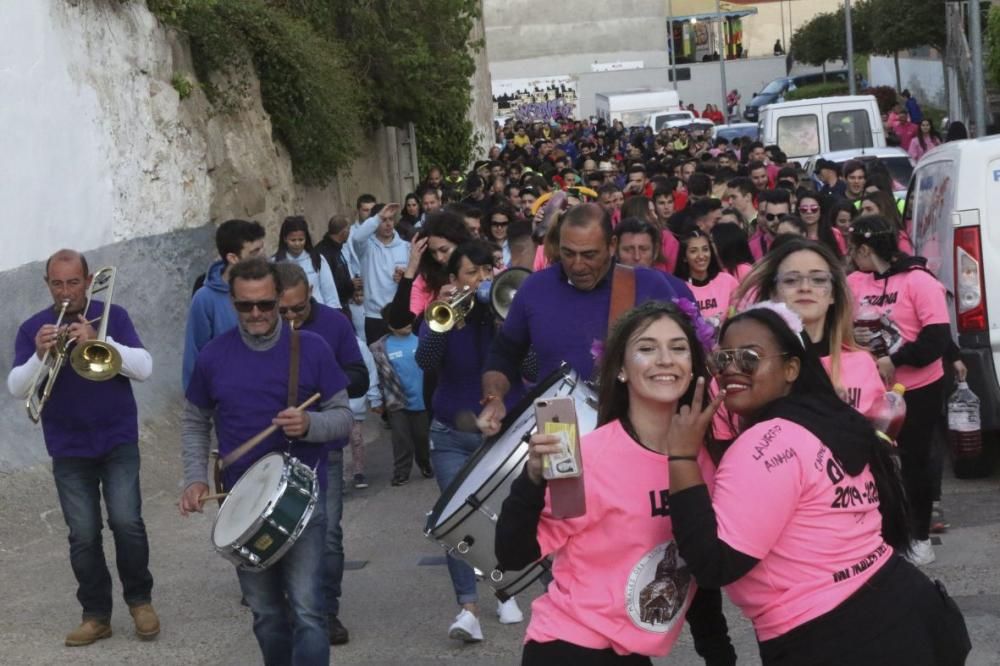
[869, 55, 946, 109]
[0, 0, 214, 273]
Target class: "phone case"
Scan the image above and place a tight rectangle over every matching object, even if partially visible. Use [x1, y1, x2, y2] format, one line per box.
[534, 397, 586, 518]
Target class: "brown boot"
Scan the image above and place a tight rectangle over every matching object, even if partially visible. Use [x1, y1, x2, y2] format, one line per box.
[129, 603, 160, 641]
[65, 618, 112, 647]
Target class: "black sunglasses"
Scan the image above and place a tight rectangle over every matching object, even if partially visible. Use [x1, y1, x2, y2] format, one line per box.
[233, 299, 277, 314]
[709, 348, 789, 375]
[278, 303, 308, 315]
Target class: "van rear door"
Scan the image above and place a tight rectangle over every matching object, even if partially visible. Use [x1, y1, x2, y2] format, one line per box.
[822, 100, 877, 152]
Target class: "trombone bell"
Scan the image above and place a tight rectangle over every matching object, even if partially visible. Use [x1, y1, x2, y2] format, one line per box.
[70, 340, 122, 381]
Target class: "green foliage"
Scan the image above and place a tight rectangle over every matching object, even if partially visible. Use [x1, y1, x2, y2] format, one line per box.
[988, 6, 1000, 89]
[170, 72, 194, 99]
[790, 13, 843, 66]
[864, 86, 899, 114]
[147, 0, 482, 183]
[784, 81, 850, 102]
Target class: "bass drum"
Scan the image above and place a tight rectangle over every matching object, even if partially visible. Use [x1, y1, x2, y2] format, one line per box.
[424, 365, 598, 600]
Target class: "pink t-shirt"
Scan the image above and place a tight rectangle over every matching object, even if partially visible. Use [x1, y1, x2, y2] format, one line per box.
[660, 231, 679, 274]
[820, 348, 886, 422]
[748, 230, 770, 261]
[409, 274, 436, 316]
[688, 273, 740, 330]
[847, 267, 949, 389]
[528, 420, 715, 657]
[831, 227, 847, 256]
[533, 245, 550, 272]
[728, 263, 754, 284]
[713, 418, 892, 640]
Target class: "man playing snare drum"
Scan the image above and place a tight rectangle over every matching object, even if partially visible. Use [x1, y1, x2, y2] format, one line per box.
[6, 250, 158, 647]
[179, 257, 352, 664]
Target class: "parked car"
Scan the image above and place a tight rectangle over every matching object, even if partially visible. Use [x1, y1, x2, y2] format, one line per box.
[743, 70, 850, 122]
[646, 109, 695, 131]
[803, 147, 914, 198]
[906, 136, 1000, 475]
[713, 122, 760, 144]
[759, 95, 885, 161]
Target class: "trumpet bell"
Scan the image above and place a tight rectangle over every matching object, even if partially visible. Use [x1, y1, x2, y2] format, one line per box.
[490, 268, 531, 320]
[426, 286, 475, 333]
[70, 341, 123, 381]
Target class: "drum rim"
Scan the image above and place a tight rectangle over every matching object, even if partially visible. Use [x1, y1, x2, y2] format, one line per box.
[211, 453, 315, 557]
[423, 364, 577, 536]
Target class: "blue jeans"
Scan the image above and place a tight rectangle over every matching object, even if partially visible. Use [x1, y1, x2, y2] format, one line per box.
[51, 443, 153, 620]
[323, 449, 345, 618]
[237, 488, 329, 666]
[429, 420, 481, 606]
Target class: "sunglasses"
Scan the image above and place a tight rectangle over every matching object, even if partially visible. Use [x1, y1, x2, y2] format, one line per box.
[233, 299, 277, 314]
[708, 348, 789, 375]
[798, 205, 820, 213]
[279, 303, 308, 315]
[764, 212, 781, 221]
[776, 271, 833, 290]
[490, 220, 510, 227]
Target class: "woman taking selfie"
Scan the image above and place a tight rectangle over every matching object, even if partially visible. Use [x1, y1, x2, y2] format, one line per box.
[667, 303, 970, 665]
[496, 301, 735, 665]
[846, 215, 951, 565]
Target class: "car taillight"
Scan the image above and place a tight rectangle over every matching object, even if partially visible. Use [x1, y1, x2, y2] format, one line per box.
[954, 226, 987, 333]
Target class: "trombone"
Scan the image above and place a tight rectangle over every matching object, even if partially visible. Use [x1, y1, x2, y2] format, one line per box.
[426, 286, 476, 333]
[26, 267, 123, 422]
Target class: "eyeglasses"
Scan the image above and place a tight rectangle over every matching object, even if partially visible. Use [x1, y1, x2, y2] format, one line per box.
[798, 205, 820, 214]
[775, 271, 834, 290]
[709, 348, 790, 375]
[233, 299, 277, 313]
[490, 220, 509, 227]
[278, 303, 308, 315]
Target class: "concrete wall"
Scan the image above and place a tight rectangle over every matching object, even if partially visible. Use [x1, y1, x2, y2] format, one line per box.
[571, 56, 789, 118]
[869, 55, 947, 109]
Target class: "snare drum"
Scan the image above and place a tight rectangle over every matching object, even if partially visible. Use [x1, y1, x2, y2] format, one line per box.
[424, 366, 598, 599]
[211, 453, 318, 571]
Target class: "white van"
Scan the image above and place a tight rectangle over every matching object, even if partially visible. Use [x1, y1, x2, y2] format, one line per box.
[907, 136, 1000, 447]
[759, 95, 885, 161]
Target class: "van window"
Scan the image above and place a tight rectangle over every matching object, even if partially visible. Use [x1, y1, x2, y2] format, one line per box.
[828, 110, 873, 151]
[777, 114, 819, 157]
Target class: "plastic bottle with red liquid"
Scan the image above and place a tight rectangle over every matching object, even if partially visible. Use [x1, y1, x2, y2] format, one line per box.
[854, 302, 889, 357]
[948, 382, 982, 462]
[873, 383, 907, 442]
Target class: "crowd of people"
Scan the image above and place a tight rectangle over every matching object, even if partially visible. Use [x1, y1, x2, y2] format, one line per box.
[8, 108, 976, 665]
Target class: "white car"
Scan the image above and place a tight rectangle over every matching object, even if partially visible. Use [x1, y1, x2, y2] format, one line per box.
[803, 147, 914, 199]
[646, 110, 697, 131]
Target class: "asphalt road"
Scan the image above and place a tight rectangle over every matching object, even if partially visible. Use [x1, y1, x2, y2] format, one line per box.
[0, 412, 998, 665]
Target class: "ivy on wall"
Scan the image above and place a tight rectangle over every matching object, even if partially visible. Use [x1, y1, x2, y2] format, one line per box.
[144, 0, 481, 184]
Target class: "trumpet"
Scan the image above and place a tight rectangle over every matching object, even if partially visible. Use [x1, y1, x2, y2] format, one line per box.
[25, 267, 123, 422]
[426, 286, 476, 333]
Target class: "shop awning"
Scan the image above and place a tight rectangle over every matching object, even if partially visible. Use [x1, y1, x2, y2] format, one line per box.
[666, 0, 757, 22]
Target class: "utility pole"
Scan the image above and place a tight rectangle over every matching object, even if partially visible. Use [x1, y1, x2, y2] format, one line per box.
[968, 0, 987, 135]
[716, 0, 729, 119]
[845, 0, 856, 95]
[668, 0, 678, 91]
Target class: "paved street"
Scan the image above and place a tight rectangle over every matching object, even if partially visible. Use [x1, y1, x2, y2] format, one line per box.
[1, 411, 999, 665]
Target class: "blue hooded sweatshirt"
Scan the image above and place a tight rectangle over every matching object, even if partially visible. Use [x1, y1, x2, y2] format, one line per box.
[182, 260, 237, 390]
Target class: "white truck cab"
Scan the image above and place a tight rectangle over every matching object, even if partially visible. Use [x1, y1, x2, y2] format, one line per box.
[908, 136, 1000, 446]
[759, 95, 885, 161]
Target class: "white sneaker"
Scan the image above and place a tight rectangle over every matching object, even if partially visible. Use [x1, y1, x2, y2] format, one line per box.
[906, 539, 936, 566]
[497, 597, 524, 624]
[448, 609, 483, 642]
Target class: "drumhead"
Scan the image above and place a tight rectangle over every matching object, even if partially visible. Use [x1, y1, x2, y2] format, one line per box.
[425, 366, 579, 533]
[213, 453, 285, 547]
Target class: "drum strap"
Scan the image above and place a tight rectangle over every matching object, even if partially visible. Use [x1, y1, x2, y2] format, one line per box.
[287, 327, 300, 408]
[608, 264, 636, 331]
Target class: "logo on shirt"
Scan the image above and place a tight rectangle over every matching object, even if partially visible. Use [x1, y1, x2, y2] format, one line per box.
[625, 541, 694, 633]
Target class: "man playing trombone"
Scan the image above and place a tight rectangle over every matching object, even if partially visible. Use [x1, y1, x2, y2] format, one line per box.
[6, 249, 157, 647]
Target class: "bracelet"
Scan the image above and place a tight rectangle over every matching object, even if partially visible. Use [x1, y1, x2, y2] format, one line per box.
[667, 454, 698, 462]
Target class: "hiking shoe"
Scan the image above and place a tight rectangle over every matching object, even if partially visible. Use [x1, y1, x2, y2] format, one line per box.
[419, 464, 434, 479]
[906, 539, 936, 566]
[448, 609, 483, 643]
[391, 475, 409, 487]
[497, 597, 524, 624]
[129, 603, 160, 641]
[328, 616, 349, 645]
[353, 474, 369, 489]
[65, 618, 112, 647]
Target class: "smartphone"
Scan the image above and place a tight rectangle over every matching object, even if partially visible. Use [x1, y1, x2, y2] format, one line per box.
[534, 396, 586, 518]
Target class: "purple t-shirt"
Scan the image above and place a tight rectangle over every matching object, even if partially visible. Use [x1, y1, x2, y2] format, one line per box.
[186, 323, 347, 490]
[491, 263, 690, 382]
[299, 301, 363, 451]
[14, 301, 142, 459]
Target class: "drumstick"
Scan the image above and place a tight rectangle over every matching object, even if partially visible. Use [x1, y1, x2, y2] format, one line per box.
[197, 492, 228, 504]
[220, 392, 322, 470]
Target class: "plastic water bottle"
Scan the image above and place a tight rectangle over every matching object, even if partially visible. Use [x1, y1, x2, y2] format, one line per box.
[948, 382, 983, 461]
[854, 302, 888, 357]
[872, 383, 907, 441]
